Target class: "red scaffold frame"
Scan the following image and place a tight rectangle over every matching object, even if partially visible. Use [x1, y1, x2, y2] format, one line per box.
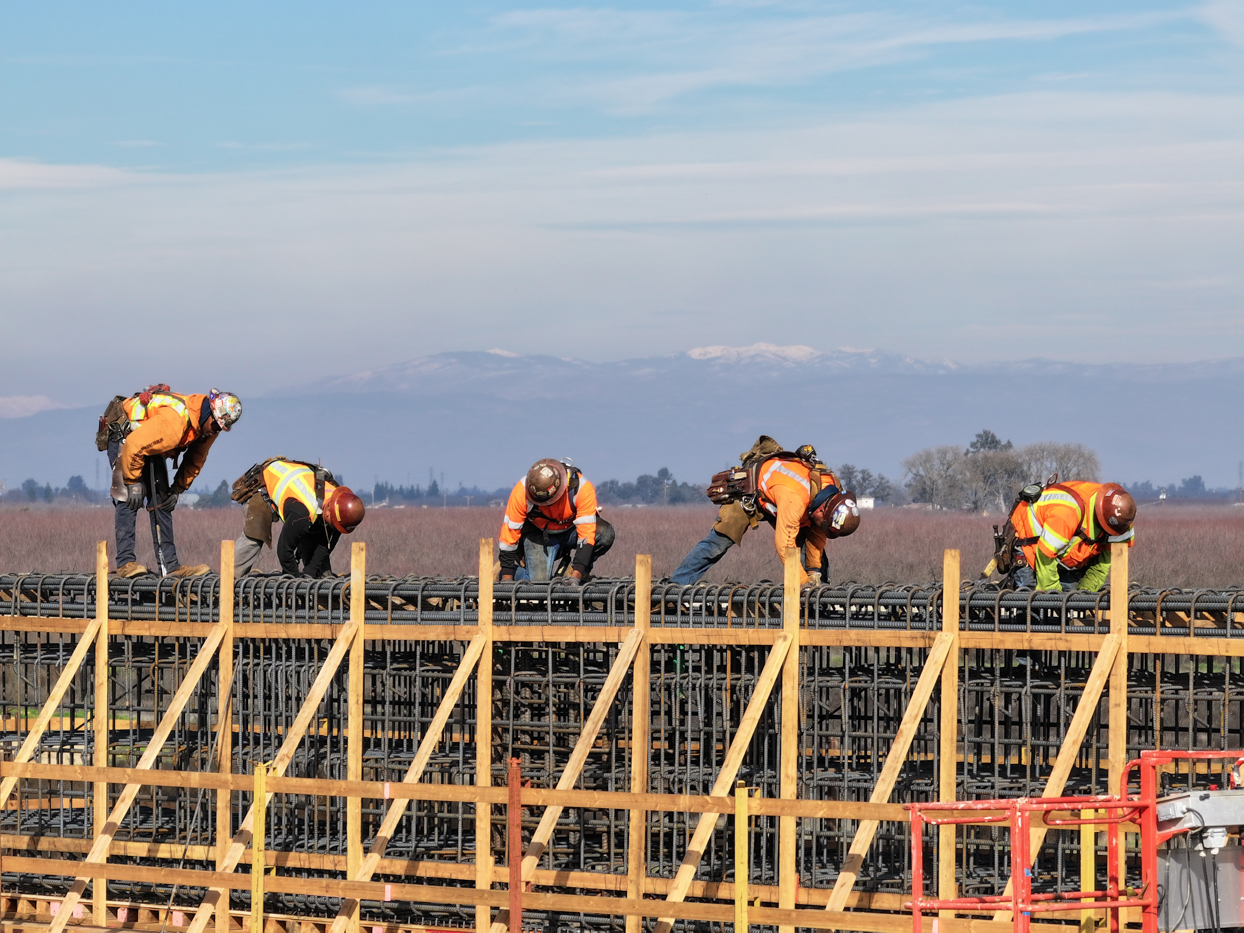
[907, 750, 1244, 933]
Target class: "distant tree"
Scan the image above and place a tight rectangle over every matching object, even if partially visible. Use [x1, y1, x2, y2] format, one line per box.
[21, 478, 38, 502]
[833, 464, 900, 503]
[967, 429, 1013, 454]
[41, 483, 54, 502]
[195, 480, 237, 509]
[1178, 475, 1206, 497]
[65, 475, 89, 498]
[1017, 442, 1100, 485]
[426, 479, 440, 498]
[903, 445, 967, 509]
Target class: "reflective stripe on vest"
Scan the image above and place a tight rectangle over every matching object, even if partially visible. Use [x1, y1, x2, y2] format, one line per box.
[758, 459, 812, 516]
[127, 393, 189, 431]
[265, 461, 322, 523]
[1024, 488, 1082, 558]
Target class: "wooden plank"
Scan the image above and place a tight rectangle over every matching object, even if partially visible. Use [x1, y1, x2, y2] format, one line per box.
[992, 632, 1122, 921]
[779, 548, 801, 933]
[824, 630, 956, 911]
[183, 611, 363, 933]
[345, 543, 365, 933]
[476, 538, 495, 933]
[488, 627, 646, 933]
[43, 616, 230, 933]
[1108, 542, 1129, 796]
[325, 632, 488, 933]
[92, 542, 109, 927]
[652, 632, 794, 933]
[940, 549, 961, 915]
[626, 555, 652, 933]
[216, 540, 236, 933]
[0, 616, 104, 813]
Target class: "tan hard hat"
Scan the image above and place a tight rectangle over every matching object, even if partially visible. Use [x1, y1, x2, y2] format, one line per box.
[1094, 484, 1136, 536]
[525, 459, 569, 507]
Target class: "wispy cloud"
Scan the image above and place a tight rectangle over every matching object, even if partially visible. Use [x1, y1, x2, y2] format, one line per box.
[334, 85, 476, 108]
[1197, 0, 1244, 46]
[0, 158, 140, 190]
[214, 141, 315, 152]
[112, 139, 163, 148]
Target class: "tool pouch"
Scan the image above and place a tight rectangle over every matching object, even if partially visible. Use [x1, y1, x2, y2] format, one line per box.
[95, 396, 129, 451]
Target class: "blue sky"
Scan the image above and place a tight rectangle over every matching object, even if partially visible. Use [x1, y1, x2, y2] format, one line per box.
[2, 1, 1241, 405]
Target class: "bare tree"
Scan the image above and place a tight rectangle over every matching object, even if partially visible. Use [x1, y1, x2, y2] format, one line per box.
[1017, 442, 1101, 485]
[962, 447, 1026, 512]
[902, 445, 967, 509]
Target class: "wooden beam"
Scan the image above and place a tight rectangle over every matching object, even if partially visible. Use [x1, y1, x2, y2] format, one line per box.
[626, 555, 652, 933]
[779, 547, 801, 933]
[652, 632, 794, 933]
[44, 614, 230, 933]
[488, 627, 646, 933]
[92, 542, 109, 928]
[183, 604, 364, 933]
[824, 630, 957, 912]
[0, 619, 106, 813]
[940, 549, 961, 915]
[215, 540, 235, 933]
[1108, 542, 1130, 796]
[992, 632, 1122, 921]
[325, 631, 488, 933]
[476, 538, 495, 933]
[345, 542, 365, 933]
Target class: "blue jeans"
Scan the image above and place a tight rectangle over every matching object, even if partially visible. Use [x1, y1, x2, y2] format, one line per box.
[669, 529, 829, 586]
[108, 439, 180, 573]
[513, 518, 615, 581]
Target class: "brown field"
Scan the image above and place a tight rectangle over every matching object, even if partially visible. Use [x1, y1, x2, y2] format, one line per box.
[0, 503, 1240, 588]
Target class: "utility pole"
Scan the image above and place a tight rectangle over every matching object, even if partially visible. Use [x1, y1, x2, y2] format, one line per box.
[464, 496, 473, 508]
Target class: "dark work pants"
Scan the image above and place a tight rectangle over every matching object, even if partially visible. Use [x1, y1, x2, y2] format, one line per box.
[107, 439, 180, 573]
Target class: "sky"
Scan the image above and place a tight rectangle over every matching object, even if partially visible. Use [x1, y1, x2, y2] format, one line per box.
[2, 1, 1242, 408]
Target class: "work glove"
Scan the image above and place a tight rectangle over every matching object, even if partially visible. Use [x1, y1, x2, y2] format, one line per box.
[125, 484, 145, 511]
[157, 492, 179, 512]
[807, 571, 823, 588]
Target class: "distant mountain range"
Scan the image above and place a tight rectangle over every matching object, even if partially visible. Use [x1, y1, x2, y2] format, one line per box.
[2, 345, 1242, 496]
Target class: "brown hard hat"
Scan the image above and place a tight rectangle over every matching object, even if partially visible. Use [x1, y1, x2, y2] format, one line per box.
[526, 459, 568, 507]
[1094, 484, 1136, 536]
[823, 490, 861, 539]
[324, 486, 366, 534]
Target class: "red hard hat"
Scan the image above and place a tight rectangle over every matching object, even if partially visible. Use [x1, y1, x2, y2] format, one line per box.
[525, 459, 568, 507]
[324, 486, 366, 534]
[1094, 484, 1136, 536]
[822, 490, 861, 539]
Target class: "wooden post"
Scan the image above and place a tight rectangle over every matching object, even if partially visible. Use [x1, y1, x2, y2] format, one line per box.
[735, 781, 750, 933]
[779, 547, 800, 933]
[346, 542, 365, 933]
[477, 539, 495, 933]
[216, 540, 236, 933]
[626, 555, 652, 933]
[508, 758, 522, 933]
[93, 542, 109, 927]
[1108, 542, 1130, 797]
[250, 762, 266, 933]
[939, 549, 961, 916]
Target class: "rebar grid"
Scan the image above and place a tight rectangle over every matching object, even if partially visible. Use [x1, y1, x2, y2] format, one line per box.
[1, 574, 1242, 931]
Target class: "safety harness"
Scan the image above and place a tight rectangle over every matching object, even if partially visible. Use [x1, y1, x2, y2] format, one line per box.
[95, 383, 173, 451]
[232, 458, 337, 520]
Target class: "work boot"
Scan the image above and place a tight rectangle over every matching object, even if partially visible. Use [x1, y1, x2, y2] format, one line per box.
[166, 564, 211, 578]
[114, 562, 148, 579]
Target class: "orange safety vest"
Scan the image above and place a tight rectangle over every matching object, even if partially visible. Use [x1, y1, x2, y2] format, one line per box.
[121, 392, 210, 450]
[499, 472, 599, 550]
[262, 460, 338, 524]
[1009, 480, 1135, 570]
[756, 458, 839, 521]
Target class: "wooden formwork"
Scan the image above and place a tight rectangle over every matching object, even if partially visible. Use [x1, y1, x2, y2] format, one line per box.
[0, 539, 1235, 933]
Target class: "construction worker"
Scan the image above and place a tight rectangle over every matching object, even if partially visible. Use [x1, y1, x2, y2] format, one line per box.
[103, 386, 242, 578]
[1008, 481, 1136, 591]
[670, 444, 859, 586]
[232, 459, 366, 578]
[499, 459, 614, 582]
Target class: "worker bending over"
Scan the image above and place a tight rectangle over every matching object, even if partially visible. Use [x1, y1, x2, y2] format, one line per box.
[99, 385, 242, 578]
[670, 439, 859, 586]
[499, 459, 614, 582]
[1008, 481, 1135, 592]
[231, 458, 366, 578]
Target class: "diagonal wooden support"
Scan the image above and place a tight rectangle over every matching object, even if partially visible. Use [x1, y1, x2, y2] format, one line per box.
[45, 617, 230, 933]
[652, 632, 794, 933]
[825, 630, 957, 911]
[992, 632, 1121, 921]
[186, 605, 365, 933]
[326, 631, 489, 933]
[488, 627, 646, 933]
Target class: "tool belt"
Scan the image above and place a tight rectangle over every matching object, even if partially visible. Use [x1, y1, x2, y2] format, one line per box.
[706, 435, 828, 508]
[95, 396, 129, 451]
